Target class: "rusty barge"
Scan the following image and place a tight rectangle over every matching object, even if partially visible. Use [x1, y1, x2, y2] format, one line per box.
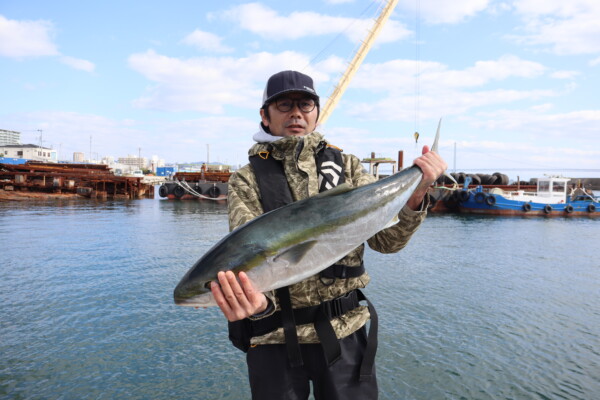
[0, 161, 154, 200]
[158, 164, 230, 201]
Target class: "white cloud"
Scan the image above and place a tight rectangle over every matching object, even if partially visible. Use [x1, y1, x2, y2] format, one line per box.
[3, 110, 258, 165]
[182, 29, 233, 53]
[60, 56, 95, 72]
[398, 0, 490, 24]
[350, 55, 546, 95]
[0, 14, 58, 58]
[347, 88, 556, 122]
[336, 55, 557, 122]
[462, 107, 600, 149]
[510, 0, 600, 55]
[0, 14, 94, 73]
[127, 49, 335, 113]
[550, 70, 579, 79]
[219, 3, 410, 44]
[589, 56, 600, 66]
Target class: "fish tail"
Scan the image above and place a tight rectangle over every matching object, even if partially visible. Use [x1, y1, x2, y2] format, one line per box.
[431, 117, 442, 153]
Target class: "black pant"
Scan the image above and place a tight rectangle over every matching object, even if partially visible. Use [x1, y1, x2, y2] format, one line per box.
[246, 327, 378, 400]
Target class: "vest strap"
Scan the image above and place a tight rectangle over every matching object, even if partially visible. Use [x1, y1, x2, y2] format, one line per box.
[320, 262, 365, 280]
[250, 289, 378, 377]
[251, 289, 361, 337]
[357, 290, 378, 381]
[276, 286, 304, 368]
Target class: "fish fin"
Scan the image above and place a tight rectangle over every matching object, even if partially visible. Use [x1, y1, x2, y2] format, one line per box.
[273, 240, 318, 266]
[431, 118, 442, 153]
[313, 183, 354, 198]
[383, 214, 399, 229]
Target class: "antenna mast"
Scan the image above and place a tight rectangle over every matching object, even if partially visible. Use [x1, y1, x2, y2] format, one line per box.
[319, 0, 399, 125]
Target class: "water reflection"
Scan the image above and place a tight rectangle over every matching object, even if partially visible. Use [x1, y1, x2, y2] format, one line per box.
[158, 198, 228, 216]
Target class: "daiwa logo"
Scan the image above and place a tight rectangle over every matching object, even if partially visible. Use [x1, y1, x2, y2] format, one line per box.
[319, 161, 342, 190]
[304, 86, 315, 93]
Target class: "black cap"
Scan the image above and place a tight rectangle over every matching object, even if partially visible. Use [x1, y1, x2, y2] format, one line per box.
[262, 70, 319, 107]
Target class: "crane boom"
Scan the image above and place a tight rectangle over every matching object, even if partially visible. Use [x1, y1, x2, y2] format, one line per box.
[319, 0, 399, 125]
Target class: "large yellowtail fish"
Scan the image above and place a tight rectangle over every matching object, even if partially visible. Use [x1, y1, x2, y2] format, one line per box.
[174, 120, 445, 306]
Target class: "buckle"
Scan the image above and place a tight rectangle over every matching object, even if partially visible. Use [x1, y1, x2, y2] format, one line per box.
[332, 298, 342, 317]
[322, 290, 359, 320]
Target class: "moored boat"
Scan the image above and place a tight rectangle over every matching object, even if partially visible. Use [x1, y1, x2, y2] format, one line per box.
[454, 176, 598, 217]
[158, 164, 230, 201]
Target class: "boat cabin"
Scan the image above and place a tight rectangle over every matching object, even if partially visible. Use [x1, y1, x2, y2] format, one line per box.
[536, 177, 569, 202]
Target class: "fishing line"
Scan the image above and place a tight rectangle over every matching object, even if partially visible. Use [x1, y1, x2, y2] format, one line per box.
[303, 0, 380, 71]
[413, 0, 421, 157]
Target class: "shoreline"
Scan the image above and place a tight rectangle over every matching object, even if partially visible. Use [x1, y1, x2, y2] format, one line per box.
[0, 189, 81, 201]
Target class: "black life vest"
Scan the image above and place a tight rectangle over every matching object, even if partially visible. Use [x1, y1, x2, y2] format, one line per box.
[249, 141, 346, 212]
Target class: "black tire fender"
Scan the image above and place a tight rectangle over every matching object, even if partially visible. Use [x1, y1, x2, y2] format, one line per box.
[173, 185, 185, 198]
[459, 191, 470, 203]
[158, 185, 169, 198]
[474, 192, 486, 204]
[207, 186, 221, 198]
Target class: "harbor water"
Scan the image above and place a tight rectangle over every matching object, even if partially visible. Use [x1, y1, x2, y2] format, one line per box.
[1, 196, 599, 399]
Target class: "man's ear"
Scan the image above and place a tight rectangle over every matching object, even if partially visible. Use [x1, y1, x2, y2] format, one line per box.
[260, 108, 269, 128]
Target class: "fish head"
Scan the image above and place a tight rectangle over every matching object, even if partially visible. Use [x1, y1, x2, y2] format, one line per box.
[173, 275, 215, 306]
[173, 241, 269, 306]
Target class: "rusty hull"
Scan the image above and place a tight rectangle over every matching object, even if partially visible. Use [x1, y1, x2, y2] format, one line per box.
[0, 162, 154, 200]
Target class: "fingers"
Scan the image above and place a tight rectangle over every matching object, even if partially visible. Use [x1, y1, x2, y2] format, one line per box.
[414, 150, 447, 185]
[239, 271, 268, 311]
[210, 276, 232, 318]
[214, 271, 251, 321]
[210, 271, 267, 322]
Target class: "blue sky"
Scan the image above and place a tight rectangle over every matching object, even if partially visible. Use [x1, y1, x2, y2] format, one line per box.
[1, 0, 599, 179]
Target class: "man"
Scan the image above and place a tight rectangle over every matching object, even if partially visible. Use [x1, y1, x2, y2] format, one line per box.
[211, 70, 447, 399]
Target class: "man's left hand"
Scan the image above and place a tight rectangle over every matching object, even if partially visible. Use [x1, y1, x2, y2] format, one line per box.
[210, 271, 269, 322]
[406, 145, 447, 210]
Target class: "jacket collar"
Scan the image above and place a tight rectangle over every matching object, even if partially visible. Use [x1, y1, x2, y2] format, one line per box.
[249, 128, 325, 159]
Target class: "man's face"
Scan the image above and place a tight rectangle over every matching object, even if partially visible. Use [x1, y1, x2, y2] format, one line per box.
[260, 93, 318, 137]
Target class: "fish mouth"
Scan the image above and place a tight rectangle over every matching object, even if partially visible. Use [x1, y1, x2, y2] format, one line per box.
[174, 293, 213, 307]
[173, 281, 213, 305]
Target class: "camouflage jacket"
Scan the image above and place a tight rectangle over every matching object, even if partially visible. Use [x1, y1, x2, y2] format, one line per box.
[227, 131, 427, 345]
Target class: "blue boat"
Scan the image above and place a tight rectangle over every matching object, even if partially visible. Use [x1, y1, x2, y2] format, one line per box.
[455, 176, 599, 217]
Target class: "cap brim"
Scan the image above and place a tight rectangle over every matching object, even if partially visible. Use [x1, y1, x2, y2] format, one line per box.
[263, 89, 319, 105]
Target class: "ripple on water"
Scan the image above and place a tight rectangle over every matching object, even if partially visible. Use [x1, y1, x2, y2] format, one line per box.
[1, 202, 599, 399]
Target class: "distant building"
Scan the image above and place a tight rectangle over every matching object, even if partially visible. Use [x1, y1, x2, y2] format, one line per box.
[117, 155, 148, 170]
[73, 152, 85, 162]
[0, 144, 57, 162]
[0, 129, 21, 146]
[149, 155, 165, 173]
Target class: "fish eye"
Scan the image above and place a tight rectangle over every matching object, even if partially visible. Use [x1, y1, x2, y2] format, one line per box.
[204, 281, 213, 289]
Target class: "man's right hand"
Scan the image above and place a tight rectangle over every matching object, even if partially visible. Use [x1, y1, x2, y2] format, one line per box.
[211, 271, 268, 321]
